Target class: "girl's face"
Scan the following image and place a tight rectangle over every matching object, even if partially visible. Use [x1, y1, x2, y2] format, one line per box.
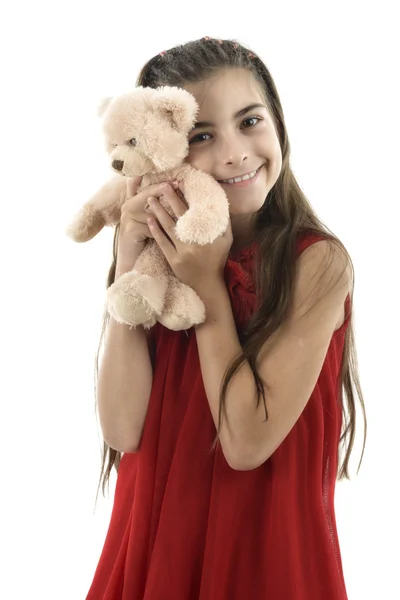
[184, 68, 282, 218]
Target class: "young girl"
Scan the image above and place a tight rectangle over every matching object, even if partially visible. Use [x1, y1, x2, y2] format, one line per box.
[88, 37, 367, 600]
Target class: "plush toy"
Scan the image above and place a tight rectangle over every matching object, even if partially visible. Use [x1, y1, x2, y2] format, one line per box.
[66, 86, 230, 331]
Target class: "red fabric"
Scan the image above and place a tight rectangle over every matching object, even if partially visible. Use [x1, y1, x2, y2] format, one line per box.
[86, 233, 351, 599]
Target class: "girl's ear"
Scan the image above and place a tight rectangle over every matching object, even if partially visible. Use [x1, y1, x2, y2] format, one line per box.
[153, 86, 199, 133]
[97, 96, 113, 117]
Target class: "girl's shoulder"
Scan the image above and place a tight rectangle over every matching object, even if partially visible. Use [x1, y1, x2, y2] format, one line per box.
[296, 230, 327, 254]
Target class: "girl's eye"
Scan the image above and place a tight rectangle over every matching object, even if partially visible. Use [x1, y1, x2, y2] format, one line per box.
[189, 117, 261, 145]
[242, 116, 261, 129]
[189, 132, 211, 145]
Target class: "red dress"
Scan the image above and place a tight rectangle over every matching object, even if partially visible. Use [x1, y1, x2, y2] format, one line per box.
[86, 233, 351, 599]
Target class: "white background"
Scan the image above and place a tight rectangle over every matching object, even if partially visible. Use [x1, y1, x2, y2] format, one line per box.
[1, 1, 398, 598]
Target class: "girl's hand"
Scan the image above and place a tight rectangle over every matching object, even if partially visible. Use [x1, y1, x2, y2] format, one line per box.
[119, 177, 181, 247]
[147, 182, 233, 295]
[116, 176, 180, 276]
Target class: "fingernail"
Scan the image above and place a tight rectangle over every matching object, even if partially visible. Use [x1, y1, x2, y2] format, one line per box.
[171, 181, 179, 189]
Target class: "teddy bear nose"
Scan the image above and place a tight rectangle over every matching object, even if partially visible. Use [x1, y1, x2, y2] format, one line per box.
[112, 160, 124, 171]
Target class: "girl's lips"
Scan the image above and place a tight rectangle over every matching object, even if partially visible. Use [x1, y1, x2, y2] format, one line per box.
[218, 165, 264, 188]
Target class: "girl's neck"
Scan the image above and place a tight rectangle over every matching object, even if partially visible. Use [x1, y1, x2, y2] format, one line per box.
[229, 215, 257, 257]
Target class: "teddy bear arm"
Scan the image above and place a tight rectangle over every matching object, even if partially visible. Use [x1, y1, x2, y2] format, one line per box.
[174, 171, 230, 245]
[88, 176, 128, 224]
[67, 176, 127, 242]
[181, 170, 227, 210]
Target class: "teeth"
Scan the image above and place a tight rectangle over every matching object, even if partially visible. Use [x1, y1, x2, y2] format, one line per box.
[221, 169, 258, 184]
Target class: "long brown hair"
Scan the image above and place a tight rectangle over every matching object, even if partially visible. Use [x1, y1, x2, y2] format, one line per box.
[93, 37, 367, 503]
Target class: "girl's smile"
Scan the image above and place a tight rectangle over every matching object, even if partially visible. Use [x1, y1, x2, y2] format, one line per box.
[217, 164, 266, 188]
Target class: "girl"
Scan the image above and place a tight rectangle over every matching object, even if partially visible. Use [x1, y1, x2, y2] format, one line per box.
[88, 37, 367, 599]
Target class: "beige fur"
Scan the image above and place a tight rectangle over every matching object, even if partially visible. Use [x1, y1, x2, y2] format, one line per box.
[66, 86, 230, 331]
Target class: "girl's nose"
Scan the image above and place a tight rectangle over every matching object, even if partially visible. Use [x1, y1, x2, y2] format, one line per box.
[219, 135, 249, 167]
[225, 153, 248, 166]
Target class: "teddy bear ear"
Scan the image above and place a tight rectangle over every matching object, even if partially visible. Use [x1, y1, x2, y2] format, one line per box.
[154, 87, 199, 133]
[97, 97, 113, 117]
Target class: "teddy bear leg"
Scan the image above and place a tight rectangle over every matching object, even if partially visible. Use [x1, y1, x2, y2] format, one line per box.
[157, 276, 206, 331]
[106, 241, 169, 328]
[106, 273, 167, 328]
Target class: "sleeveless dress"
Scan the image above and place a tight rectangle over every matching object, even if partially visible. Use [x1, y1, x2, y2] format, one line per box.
[86, 232, 351, 600]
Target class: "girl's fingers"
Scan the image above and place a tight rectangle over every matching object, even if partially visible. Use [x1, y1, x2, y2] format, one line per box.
[126, 177, 181, 201]
[148, 215, 176, 258]
[137, 181, 180, 203]
[166, 189, 187, 219]
[145, 197, 155, 213]
[147, 197, 178, 241]
[123, 180, 185, 224]
[149, 184, 187, 218]
[126, 176, 143, 198]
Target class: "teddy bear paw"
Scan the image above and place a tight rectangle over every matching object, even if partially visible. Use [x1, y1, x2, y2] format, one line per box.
[66, 206, 105, 242]
[174, 212, 228, 246]
[106, 271, 168, 327]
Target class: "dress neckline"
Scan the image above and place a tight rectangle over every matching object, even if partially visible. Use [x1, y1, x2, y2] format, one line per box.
[227, 241, 258, 263]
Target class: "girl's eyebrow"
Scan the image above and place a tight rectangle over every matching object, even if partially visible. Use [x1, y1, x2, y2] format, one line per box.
[193, 103, 266, 129]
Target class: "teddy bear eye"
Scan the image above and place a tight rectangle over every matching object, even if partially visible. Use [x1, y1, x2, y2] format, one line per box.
[129, 138, 137, 146]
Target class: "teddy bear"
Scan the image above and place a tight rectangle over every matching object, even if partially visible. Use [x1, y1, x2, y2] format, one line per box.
[66, 85, 230, 331]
